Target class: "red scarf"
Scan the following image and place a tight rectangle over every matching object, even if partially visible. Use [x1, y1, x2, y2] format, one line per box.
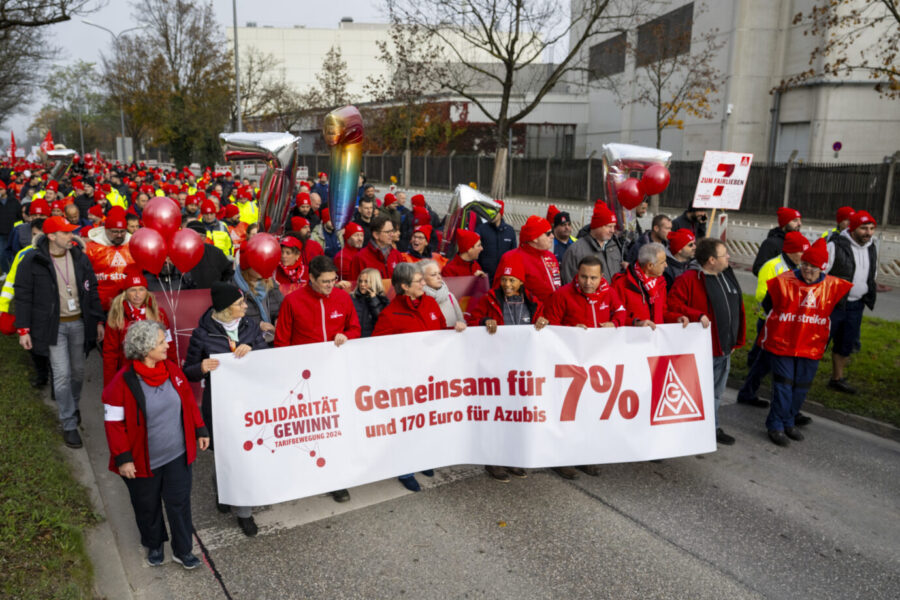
[278, 260, 305, 284]
[632, 262, 661, 297]
[123, 301, 147, 323]
[132, 360, 169, 387]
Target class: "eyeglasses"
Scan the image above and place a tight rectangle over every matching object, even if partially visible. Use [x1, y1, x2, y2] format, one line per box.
[544, 231, 553, 237]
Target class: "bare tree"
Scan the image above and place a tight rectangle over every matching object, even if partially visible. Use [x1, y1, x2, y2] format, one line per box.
[315, 45, 355, 109]
[598, 3, 725, 148]
[387, 0, 644, 198]
[232, 46, 286, 127]
[0, 0, 99, 29]
[781, 0, 899, 98]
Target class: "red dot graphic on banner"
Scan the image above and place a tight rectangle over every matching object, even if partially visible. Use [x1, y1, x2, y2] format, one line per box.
[316, 458, 326, 467]
[297, 393, 303, 400]
[302, 369, 311, 379]
[257, 438, 263, 445]
[309, 451, 316, 457]
[243, 441, 253, 451]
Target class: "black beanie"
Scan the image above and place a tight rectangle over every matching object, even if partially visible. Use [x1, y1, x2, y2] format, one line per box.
[211, 282, 242, 312]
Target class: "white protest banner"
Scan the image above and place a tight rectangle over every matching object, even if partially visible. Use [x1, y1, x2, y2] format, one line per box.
[692, 151, 753, 210]
[211, 324, 716, 506]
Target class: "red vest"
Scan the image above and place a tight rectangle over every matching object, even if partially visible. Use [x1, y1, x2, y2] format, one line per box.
[760, 272, 852, 360]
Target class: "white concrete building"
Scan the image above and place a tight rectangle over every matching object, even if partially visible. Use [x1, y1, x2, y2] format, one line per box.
[571, 0, 900, 163]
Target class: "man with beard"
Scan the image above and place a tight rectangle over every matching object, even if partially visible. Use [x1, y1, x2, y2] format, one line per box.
[334, 222, 365, 282]
[664, 229, 697, 290]
[85, 206, 134, 311]
[671, 206, 708, 239]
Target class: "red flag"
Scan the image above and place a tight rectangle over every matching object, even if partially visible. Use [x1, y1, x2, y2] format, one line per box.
[40, 131, 54, 153]
[9, 131, 16, 158]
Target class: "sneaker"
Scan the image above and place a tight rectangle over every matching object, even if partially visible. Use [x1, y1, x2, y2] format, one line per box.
[63, 429, 83, 449]
[398, 475, 421, 492]
[421, 469, 435, 477]
[330, 489, 351, 503]
[768, 430, 790, 447]
[237, 516, 258, 537]
[784, 427, 804, 441]
[551, 467, 579, 480]
[576, 464, 601, 476]
[173, 553, 202, 570]
[736, 396, 769, 408]
[827, 378, 857, 394]
[716, 428, 735, 446]
[147, 545, 164, 567]
[794, 413, 812, 427]
[506, 467, 527, 478]
[484, 465, 510, 482]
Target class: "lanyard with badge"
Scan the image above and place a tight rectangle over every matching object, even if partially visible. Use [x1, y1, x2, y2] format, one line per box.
[52, 252, 78, 312]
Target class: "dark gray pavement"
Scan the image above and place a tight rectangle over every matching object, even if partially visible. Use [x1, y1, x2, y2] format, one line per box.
[70, 353, 899, 600]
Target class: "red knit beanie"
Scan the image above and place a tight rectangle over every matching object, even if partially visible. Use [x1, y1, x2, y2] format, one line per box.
[801, 238, 829, 270]
[777, 207, 801, 228]
[290, 216, 310, 231]
[590, 207, 616, 229]
[383, 193, 397, 207]
[667, 228, 696, 254]
[546, 204, 560, 223]
[343, 222, 364, 242]
[411, 194, 425, 207]
[413, 225, 432, 241]
[782, 231, 810, 254]
[520, 215, 551, 243]
[497, 253, 525, 282]
[120, 265, 148, 291]
[849, 210, 876, 231]
[835, 206, 855, 224]
[456, 229, 480, 253]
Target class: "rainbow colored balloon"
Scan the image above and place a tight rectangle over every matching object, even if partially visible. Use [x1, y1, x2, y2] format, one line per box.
[323, 106, 364, 231]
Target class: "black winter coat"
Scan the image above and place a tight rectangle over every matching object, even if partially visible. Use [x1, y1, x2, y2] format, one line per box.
[475, 219, 517, 282]
[351, 291, 389, 338]
[752, 227, 785, 276]
[188, 244, 234, 289]
[183, 307, 268, 440]
[13, 236, 104, 356]
[0, 196, 19, 235]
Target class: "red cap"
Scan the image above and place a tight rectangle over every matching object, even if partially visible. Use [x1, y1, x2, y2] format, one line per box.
[318, 171, 327, 179]
[290, 216, 310, 231]
[498, 253, 525, 282]
[667, 228, 696, 254]
[782, 231, 810, 254]
[237, 187, 253, 200]
[590, 207, 617, 229]
[413, 206, 430, 226]
[849, 210, 876, 231]
[105, 206, 128, 229]
[383, 193, 397, 207]
[801, 238, 829, 270]
[280, 236, 303, 249]
[120, 265, 148, 291]
[320, 207, 331, 223]
[777, 207, 802, 228]
[495, 199, 505, 215]
[546, 204, 560, 223]
[46, 180, 59, 191]
[411, 194, 425, 207]
[88, 204, 104, 218]
[456, 229, 480, 253]
[343, 222, 364, 242]
[51, 200, 65, 212]
[42, 216, 78, 234]
[223, 204, 240, 218]
[29, 199, 50, 216]
[200, 199, 217, 215]
[835, 206, 855, 224]
[520, 215, 552, 243]
[413, 225, 432, 241]
[296, 192, 310, 206]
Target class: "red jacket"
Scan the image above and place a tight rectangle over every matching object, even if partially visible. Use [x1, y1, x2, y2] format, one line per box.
[544, 280, 626, 328]
[761, 271, 851, 360]
[668, 268, 747, 357]
[334, 246, 359, 282]
[611, 264, 681, 325]
[372, 294, 447, 336]
[274, 284, 361, 346]
[493, 244, 560, 303]
[350, 243, 403, 281]
[467, 288, 544, 326]
[103, 361, 207, 478]
[102, 307, 176, 386]
[442, 255, 481, 277]
[84, 231, 135, 311]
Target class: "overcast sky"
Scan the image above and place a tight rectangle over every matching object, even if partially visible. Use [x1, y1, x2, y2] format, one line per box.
[3, 0, 385, 142]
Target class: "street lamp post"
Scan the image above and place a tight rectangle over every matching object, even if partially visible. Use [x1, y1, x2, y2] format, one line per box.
[82, 19, 144, 161]
[232, 0, 244, 179]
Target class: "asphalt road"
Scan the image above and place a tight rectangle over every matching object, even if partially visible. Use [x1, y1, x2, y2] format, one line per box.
[71, 351, 899, 600]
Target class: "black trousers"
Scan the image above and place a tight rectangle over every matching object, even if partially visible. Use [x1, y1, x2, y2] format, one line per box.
[122, 453, 194, 556]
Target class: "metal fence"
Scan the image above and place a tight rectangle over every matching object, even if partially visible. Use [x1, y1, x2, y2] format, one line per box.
[297, 153, 900, 225]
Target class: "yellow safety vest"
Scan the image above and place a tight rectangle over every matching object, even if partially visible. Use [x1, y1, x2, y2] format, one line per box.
[237, 201, 259, 226]
[33, 190, 46, 199]
[821, 227, 837, 239]
[155, 189, 165, 197]
[0, 245, 33, 313]
[107, 189, 127, 209]
[755, 254, 793, 305]
[206, 223, 234, 260]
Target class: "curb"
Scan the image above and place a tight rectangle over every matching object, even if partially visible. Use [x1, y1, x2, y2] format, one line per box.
[800, 400, 900, 444]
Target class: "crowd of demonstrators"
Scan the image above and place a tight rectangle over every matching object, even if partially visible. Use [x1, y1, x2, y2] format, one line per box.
[3, 150, 885, 561]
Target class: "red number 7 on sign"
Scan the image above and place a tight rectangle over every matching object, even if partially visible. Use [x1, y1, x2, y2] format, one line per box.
[713, 163, 735, 197]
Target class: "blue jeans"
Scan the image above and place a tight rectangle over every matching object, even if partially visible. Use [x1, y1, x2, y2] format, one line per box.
[49, 319, 85, 431]
[766, 353, 819, 431]
[123, 454, 195, 555]
[712, 354, 731, 427]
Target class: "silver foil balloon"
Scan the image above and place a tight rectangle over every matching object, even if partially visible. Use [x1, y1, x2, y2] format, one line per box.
[219, 132, 299, 236]
[601, 143, 672, 229]
[439, 184, 501, 256]
[45, 148, 77, 182]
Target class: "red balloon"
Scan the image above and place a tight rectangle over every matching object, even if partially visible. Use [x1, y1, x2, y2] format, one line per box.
[243, 233, 281, 278]
[142, 196, 181, 241]
[639, 164, 671, 196]
[617, 178, 644, 210]
[169, 228, 205, 273]
[129, 227, 167, 274]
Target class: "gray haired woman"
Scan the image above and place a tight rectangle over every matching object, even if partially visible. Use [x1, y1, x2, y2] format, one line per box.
[420, 259, 467, 332]
[103, 319, 210, 569]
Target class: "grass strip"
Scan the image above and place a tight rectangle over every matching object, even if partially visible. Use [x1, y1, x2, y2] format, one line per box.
[730, 296, 900, 428]
[0, 335, 98, 599]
